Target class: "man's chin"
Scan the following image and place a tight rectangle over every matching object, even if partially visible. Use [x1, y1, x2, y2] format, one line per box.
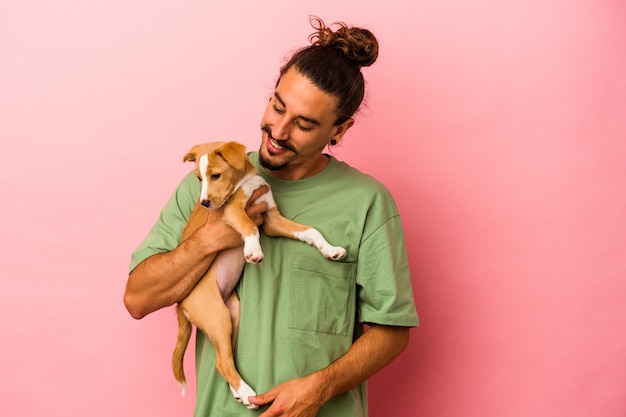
[259, 151, 287, 171]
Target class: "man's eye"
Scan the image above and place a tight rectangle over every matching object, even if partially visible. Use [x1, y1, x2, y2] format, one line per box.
[273, 105, 285, 115]
[210, 173, 221, 180]
[295, 121, 313, 132]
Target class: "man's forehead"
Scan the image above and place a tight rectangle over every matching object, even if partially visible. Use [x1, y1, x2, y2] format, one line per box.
[275, 69, 338, 123]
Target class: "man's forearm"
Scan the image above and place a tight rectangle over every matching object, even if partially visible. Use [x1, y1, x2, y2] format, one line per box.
[315, 325, 410, 402]
[249, 325, 411, 415]
[123, 233, 220, 319]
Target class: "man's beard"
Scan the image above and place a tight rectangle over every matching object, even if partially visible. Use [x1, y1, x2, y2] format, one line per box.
[259, 150, 288, 171]
[259, 126, 294, 171]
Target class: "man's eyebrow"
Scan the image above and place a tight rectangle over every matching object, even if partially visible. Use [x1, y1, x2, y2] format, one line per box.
[274, 92, 321, 126]
[275, 92, 287, 108]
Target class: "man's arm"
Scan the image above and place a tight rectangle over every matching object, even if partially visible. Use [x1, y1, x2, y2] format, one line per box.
[249, 324, 411, 417]
[123, 187, 268, 319]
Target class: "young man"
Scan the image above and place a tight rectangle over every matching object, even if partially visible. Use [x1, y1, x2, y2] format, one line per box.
[125, 17, 418, 417]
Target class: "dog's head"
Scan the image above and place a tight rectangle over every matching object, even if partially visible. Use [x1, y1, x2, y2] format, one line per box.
[183, 141, 250, 209]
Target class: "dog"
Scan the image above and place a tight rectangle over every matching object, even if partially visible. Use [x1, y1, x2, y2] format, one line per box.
[171, 141, 347, 409]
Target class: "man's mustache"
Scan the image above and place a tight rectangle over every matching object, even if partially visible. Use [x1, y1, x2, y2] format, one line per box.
[261, 126, 296, 152]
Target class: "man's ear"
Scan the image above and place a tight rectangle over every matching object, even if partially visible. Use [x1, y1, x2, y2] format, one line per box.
[332, 118, 355, 143]
[183, 144, 202, 163]
[217, 141, 248, 171]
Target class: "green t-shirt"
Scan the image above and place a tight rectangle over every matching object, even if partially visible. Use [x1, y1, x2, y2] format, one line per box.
[130, 152, 419, 416]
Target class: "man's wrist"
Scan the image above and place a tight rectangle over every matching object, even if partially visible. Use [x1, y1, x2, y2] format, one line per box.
[310, 368, 334, 404]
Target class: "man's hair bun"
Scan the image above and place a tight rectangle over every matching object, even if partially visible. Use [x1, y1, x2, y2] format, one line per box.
[308, 16, 379, 68]
[278, 16, 380, 124]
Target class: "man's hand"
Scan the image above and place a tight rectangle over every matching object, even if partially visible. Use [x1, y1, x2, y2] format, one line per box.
[246, 184, 269, 226]
[249, 326, 410, 416]
[195, 184, 269, 250]
[248, 373, 326, 417]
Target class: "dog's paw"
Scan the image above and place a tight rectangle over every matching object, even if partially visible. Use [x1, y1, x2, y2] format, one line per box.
[243, 237, 264, 264]
[322, 245, 347, 261]
[229, 381, 258, 410]
[244, 248, 264, 264]
[295, 229, 346, 261]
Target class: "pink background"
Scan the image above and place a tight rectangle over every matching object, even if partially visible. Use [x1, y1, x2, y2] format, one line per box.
[2, 1, 625, 416]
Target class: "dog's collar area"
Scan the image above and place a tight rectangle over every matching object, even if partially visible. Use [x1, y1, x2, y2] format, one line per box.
[237, 174, 269, 199]
[234, 174, 256, 192]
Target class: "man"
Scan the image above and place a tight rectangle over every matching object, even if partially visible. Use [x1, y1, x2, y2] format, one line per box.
[124, 17, 418, 417]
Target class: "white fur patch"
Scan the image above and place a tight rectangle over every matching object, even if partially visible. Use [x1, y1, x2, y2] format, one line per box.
[229, 379, 258, 410]
[239, 175, 276, 209]
[199, 153, 209, 202]
[243, 232, 264, 264]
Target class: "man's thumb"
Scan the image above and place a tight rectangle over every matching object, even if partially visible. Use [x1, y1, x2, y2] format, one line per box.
[249, 392, 272, 405]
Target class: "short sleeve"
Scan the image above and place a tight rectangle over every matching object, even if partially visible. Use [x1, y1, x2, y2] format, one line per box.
[128, 171, 200, 272]
[356, 214, 419, 327]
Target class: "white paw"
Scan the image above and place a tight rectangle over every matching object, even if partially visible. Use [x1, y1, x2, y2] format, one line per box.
[229, 380, 258, 410]
[322, 245, 347, 261]
[243, 247, 264, 264]
[294, 229, 346, 261]
[243, 235, 264, 264]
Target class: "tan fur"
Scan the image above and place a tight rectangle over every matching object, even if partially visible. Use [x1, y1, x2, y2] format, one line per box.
[171, 141, 346, 408]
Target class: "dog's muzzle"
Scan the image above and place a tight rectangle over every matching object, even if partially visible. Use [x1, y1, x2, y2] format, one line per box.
[200, 199, 211, 208]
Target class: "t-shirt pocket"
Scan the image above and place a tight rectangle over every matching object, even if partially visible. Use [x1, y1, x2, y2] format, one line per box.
[288, 253, 356, 336]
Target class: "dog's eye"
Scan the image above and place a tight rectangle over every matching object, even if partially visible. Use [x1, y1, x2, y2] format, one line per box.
[210, 173, 221, 180]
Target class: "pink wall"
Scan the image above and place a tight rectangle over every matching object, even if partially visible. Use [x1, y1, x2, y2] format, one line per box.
[1, 1, 625, 416]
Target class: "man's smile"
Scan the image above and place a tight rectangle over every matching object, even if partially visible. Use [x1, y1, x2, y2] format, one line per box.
[263, 127, 296, 155]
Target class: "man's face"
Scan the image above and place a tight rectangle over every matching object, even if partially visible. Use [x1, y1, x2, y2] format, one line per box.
[259, 67, 353, 180]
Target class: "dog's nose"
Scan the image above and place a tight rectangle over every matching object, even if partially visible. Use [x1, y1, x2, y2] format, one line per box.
[200, 199, 211, 208]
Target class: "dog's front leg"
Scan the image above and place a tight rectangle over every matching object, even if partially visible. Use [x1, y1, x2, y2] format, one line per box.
[263, 207, 347, 260]
[222, 194, 264, 264]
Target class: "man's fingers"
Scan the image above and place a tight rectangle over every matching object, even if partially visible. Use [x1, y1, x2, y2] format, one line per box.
[247, 185, 270, 208]
[247, 201, 268, 217]
[246, 185, 270, 224]
[249, 391, 274, 406]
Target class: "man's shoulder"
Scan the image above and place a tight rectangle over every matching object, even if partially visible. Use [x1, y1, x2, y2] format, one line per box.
[176, 169, 201, 199]
[331, 157, 394, 196]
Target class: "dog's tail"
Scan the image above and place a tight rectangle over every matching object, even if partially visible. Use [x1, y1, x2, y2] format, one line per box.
[172, 304, 192, 396]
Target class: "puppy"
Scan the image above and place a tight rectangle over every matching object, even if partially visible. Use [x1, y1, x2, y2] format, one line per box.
[172, 141, 346, 409]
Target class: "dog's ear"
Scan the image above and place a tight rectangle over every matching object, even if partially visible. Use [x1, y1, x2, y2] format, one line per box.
[217, 142, 247, 171]
[183, 144, 201, 163]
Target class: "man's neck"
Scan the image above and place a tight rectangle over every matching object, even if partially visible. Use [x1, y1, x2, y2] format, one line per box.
[264, 154, 330, 180]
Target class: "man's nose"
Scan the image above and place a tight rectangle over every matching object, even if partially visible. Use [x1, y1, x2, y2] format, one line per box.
[271, 118, 290, 140]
